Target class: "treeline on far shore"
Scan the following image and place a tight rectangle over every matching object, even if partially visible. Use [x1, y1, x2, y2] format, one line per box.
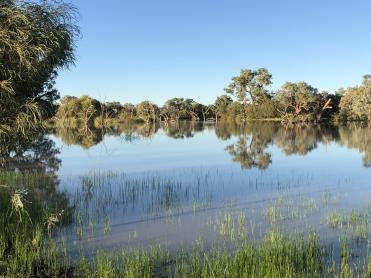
[52, 69, 371, 128]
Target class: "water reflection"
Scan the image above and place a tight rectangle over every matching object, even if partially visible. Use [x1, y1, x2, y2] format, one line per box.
[0, 134, 61, 172]
[338, 123, 371, 167]
[54, 126, 104, 149]
[0, 134, 73, 234]
[0, 121, 369, 255]
[51, 121, 370, 169]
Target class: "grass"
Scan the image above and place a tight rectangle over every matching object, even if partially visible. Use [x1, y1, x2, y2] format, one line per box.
[0, 170, 370, 277]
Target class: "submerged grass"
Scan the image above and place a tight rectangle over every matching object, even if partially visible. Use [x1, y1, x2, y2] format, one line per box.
[0, 170, 370, 277]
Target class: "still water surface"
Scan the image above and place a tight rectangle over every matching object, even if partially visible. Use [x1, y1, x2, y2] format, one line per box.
[47, 122, 370, 254]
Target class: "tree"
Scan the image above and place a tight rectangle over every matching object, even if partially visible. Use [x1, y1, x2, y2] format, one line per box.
[103, 102, 123, 119]
[187, 100, 203, 121]
[136, 101, 158, 124]
[164, 98, 188, 122]
[275, 82, 327, 123]
[214, 95, 233, 120]
[0, 0, 79, 136]
[339, 75, 371, 121]
[121, 103, 137, 119]
[224, 68, 272, 105]
[77, 96, 101, 131]
[159, 106, 171, 122]
[201, 105, 216, 122]
[54, 95, 101, 130]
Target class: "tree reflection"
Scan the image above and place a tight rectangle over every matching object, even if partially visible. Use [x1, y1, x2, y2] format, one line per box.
[162, 121, 204, 139]
[224, 123, 275, 169]
[54, 126, 104, 148]
[0, 134, 61, 173]
[274, 126, 318, 156]
[338, 123, 371, 167]
[49, 120, 370, 169]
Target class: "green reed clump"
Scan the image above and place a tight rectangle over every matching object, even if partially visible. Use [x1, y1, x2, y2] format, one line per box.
[325, 209, 370, 243]
[0, 171, 72, 277]
[173, 230, 325, 278]
[75, 247, 169, 278]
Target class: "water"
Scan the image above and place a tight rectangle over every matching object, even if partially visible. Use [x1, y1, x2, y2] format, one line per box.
[11, 122, 371, 256]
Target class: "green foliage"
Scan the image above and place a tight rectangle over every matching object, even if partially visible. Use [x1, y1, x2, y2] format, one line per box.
[214, 95, 233, 118]
[136, 101, 159, 124]
[161, 98, 206, 122]
[274, 82, 334, 123]
[50, 71, 369, 127]
[0, 0, 79, 136]
[339, 75, 371, 121]
[163, 98, 189, 122]
[54, 95, 102, 130]
[0, 0, 79, 167]
[224, 68, 272, 105]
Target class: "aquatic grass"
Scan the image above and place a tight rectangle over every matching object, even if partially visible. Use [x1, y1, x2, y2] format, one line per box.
[172, 230, 326, 277]
[325, 209, 370, 243]
[0, 170, 370, 277]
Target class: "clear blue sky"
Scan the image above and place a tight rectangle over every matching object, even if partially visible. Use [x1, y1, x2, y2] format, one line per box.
[56, 0, 371, 105]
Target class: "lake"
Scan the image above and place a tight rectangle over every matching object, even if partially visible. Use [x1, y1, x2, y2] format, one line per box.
[29, 121, 368, 259]
[5, 121, 369, 260]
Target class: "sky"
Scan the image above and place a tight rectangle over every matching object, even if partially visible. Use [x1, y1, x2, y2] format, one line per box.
[56, 0, 371, 105]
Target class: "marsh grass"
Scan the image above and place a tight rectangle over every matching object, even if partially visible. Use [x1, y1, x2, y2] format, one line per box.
[0, 170, 370, 277]
[0, 171, 73, 277]
[325, 209, 370, 244]
[68, 229, 370, 278]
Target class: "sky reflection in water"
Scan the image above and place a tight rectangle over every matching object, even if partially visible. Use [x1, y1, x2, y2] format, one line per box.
[47, 122, 370, 254]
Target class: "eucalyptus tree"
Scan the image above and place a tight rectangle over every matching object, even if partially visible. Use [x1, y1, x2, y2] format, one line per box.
[224, 68, 272, 105]
[163, 98, 188, 122]
[339, 75, 371, 121]
[121, 103, 137, 118]
[136, 101, 158, 124]
[185, 99, 203, 121]
[159, 106, 171, 122]
[0, 0, 79, 130]
[0, 0, 79, 160]
[103, 102, 123, 119]
[274, 82, 333, 123]
[214, 95, 233, 120]
[54, 95, 101, 130]
[76, 96, 101, 131]
[201, 104, 216, 122]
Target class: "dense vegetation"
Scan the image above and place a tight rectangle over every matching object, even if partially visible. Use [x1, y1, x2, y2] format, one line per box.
[0, 0, 78, 161]
[53, 69, 370, 129]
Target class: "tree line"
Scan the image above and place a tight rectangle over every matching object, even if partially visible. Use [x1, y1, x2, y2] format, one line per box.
[54, 68, 371, 128]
